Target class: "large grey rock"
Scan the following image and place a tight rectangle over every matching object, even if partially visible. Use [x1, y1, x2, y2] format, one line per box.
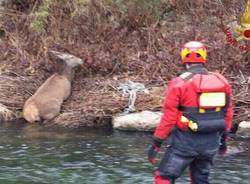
[238, 121, 250, 132]
[113, 111, 162, 131]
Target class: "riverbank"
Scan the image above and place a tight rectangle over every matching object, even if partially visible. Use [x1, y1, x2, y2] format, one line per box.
[0, 0, 249, 128]
[1, 69, 250, 131]
[0, 70, 164, 127]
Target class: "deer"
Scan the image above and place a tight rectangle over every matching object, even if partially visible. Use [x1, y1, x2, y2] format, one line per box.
[22, 51, 82, 123]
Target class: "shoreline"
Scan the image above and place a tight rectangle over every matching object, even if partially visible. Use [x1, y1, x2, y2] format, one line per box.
[0, 0, 249, 130]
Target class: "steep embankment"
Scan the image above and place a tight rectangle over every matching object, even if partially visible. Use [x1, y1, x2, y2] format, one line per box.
[0, 0, 249, 127]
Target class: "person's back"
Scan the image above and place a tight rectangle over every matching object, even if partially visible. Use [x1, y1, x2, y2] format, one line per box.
[147, 41, 233, 184]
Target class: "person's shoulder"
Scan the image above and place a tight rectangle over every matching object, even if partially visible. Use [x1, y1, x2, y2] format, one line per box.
[178, 71, 193, 80]
[209, 71, 228, 80]
[168, 73, 188, 87]
[209, 71, 230, 85]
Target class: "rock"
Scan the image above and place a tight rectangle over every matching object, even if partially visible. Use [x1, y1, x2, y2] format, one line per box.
[238, 121, 250, 132]
[113, 111, 162, 131]
[0, 103, 17, 121]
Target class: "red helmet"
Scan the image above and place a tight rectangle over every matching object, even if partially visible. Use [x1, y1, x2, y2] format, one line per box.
[180, 41, 207, 64]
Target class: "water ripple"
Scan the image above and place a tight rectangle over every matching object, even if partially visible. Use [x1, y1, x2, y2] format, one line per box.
[0, 124, 249, 184]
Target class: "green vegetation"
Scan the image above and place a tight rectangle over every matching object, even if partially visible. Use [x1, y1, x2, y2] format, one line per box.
[29, 0, 51, 32]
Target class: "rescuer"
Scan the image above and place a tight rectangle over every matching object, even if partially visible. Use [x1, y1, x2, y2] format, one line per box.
[147, 41, 233, 184]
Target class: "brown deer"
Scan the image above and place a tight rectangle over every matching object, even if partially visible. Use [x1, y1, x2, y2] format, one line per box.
[22, 51, 82, 123]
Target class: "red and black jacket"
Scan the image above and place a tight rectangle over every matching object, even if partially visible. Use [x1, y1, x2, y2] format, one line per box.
[154, 65, 233, 140]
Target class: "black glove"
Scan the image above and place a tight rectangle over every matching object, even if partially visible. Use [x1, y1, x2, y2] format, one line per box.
[219, 132, 228, 155]
[147, 137, 163, 165]
[230, 123, 239, 134]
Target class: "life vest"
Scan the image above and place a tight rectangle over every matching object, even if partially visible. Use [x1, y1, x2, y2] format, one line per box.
[177, 72, 229, 133]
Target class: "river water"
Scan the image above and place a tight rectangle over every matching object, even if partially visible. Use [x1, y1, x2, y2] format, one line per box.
[0, 122, 249, 184]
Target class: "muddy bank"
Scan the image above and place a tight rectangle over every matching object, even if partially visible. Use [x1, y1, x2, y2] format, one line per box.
[0, 0, 249, 128]
[0, 69, 249, 130]
[0, 71, 164, 127]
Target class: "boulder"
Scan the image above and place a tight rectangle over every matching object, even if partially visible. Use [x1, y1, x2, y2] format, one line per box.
[113, 111, 162, 131]
[238, 121, 250, 132]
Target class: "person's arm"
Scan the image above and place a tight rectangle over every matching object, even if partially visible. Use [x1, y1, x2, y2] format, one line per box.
[224, 86, 233, 132]
[148, 79, 180, 164]
[219, 84, 233, 154]
[153, 79, 180, 140]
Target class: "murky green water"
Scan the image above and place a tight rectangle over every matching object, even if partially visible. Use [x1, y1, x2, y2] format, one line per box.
[0, 122, 249, 184]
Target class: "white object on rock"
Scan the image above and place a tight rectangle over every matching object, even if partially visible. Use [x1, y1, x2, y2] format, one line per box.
[238, 121, 250, 131]
[113, 111, 162, 131]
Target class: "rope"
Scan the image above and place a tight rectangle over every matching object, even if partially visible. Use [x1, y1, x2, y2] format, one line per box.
[117, 80, 149, 113]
